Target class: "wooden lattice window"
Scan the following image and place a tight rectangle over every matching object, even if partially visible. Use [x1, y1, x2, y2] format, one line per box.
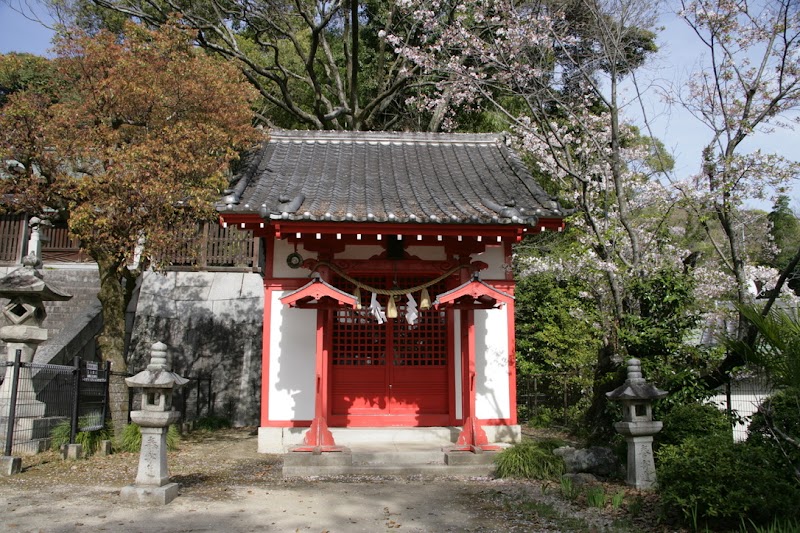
[331, 275, 447, 367]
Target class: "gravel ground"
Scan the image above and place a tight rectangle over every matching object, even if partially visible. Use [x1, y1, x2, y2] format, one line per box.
[0, 428, 669, 533]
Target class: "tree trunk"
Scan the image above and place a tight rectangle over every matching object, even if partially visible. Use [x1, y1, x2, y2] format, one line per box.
[93, 252, 130, 444]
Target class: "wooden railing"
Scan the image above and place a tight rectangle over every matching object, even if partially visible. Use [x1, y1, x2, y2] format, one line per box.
[0, 216, 261, 271]
[0, 215, 26, 263]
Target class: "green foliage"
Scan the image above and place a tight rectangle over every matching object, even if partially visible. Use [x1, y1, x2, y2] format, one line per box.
[0, 53, 57, 106]
[514, 268, 599, 427]
[494, 440, 566, 480]
[117, 424, 180, 453]
[194, 415, 231, 431]
[722, 304, 800, 391]
[49, 419, 112, 456]
[657, 433, 800, 529]
[768, 196, 800, 293]
[742, 517, 800, 533]
[585, 486, 606, 508]
[657, 402, 731, 449]
[611, 490, 625, 509]
[559, 475, 580, 500]
[747, 389, 800, 479]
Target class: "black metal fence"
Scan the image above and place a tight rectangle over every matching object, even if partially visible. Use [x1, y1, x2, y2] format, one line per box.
[0, 354, 110, 456]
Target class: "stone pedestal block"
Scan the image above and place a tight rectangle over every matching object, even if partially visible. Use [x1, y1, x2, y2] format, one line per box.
[98, 440, 113, 456]
[134, 426, 171, 487]
[0, 456, 21, 476]
[625, 435, 657, 489]
[63, 443, 83, 460]
[120, 483, 180, 505]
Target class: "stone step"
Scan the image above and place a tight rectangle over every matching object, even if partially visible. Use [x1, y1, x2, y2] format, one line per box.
[282, 443, 501, 478]
[351, 449, 447, 466]
[282, 463, 496, 478]
[329, 426, 461, 445]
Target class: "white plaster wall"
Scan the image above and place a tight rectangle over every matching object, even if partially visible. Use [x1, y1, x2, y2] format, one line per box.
[474, 246, 508, 279]
[453, 312, 462, 420]
[406, 245, 446, 260]
[474, 307, 511, 420]
[335, 244, 384, 260]
[268, 290, 316, 421]
[271, 239, 312, 279]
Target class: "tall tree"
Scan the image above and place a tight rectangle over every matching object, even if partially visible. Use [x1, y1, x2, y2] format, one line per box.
[386, 0, 715, 437]
[668, 0, 800, 381]
[0, 21, 261, 439]
[56, 0, 434, 130]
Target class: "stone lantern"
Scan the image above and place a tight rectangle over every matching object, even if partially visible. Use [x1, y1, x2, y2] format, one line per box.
[0, 255, 71, 472]
[606, 358, 667, 490]
[120, 341, 188, 505]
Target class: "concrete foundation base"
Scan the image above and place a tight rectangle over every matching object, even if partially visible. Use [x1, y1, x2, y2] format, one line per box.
[0, 456, 21, 476]
[259, 425, 521, 454]
[444, 448, 501, 466]
[120, 483, 180, 505]
[98, 440, 112, 456]
[62, 444, 83, 460]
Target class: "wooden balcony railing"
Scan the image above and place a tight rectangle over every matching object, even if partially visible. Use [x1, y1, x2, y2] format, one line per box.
[0, 216, 261, 272]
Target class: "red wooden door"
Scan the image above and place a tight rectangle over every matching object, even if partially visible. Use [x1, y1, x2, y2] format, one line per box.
[329, 276, 450, 426]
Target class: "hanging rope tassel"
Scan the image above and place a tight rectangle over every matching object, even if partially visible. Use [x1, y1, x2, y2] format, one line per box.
[353, 286, 362, 310]
[387, 295, 398, 319]
[419, 287, 431, 311]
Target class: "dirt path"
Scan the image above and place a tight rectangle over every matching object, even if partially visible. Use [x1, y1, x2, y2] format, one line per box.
[0, 428, 663, 533]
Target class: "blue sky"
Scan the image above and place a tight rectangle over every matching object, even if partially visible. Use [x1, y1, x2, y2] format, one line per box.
[1, 1, 797, 210]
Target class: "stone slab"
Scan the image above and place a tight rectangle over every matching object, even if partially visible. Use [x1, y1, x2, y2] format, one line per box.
[444, 450, 500, 466]
[140, 271, 176, 295]
[98, 440, 113, 456]
[207, 273, 244, 300]
[240, 274, 264, 299]
[63, 444, 83, 460]
[120, 483, 180, 505]
[0, 456, 21, 476]
[174, 272, 214, 288]
[283, 448, 352, 467]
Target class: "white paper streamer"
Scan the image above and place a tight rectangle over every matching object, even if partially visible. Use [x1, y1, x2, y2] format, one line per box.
[369, 292, 386, 324]
[405, 293, 418, 325]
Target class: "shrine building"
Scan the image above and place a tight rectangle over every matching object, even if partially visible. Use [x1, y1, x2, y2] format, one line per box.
[218, 130, 565, 453]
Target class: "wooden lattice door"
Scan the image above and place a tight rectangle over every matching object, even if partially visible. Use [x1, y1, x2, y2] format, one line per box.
[329, 275, 451, 426]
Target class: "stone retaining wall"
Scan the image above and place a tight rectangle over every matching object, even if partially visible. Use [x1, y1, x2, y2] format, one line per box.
[127, 271, 263, 426]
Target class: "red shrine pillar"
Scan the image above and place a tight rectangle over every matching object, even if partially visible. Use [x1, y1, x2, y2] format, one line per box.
[453, 308, 499, 452]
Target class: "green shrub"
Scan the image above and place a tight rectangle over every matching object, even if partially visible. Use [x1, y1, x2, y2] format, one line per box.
[747, 389, 800, 474]
[657, 402, 730, 449]
[117, 423, 180, 453]
[657, 433, 800, 530]
[494, 440, 566, 480]
[50, 419, 112, 455]
[194, 415, 231, 431]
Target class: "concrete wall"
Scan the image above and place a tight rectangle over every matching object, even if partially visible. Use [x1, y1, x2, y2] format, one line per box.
[128, 271, 263, 426]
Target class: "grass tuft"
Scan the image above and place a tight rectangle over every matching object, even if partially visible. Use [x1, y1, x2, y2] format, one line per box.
[494, 439, 566, 480]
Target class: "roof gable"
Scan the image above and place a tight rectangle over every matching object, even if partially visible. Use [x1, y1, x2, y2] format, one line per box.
[220, 130, 564, 227]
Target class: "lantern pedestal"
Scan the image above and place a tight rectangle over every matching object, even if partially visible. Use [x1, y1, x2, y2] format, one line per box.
[120, 342, 187, 505]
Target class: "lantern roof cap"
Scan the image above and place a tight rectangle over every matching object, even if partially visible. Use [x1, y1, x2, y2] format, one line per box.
[0, 261, 72, 301]
[606, 358, 667, 401]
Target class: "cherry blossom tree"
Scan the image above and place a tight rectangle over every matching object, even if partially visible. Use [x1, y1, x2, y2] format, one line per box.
[383, 0, 715, 432]
[667, 0, 800, 382]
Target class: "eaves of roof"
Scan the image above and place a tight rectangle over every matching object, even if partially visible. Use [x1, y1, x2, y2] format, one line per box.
[219, 130, 566, 228]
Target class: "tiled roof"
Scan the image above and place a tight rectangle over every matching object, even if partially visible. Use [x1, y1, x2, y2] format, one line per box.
[219, 130, 564, 226]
